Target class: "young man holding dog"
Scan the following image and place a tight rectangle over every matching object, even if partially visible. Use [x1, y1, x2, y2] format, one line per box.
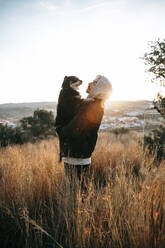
[58, 75, 112, 191]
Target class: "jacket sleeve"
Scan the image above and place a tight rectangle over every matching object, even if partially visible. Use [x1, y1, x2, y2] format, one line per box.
[59, 99, 102, 139]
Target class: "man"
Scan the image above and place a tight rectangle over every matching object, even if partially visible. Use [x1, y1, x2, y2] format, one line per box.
[58, 75, 112, 190]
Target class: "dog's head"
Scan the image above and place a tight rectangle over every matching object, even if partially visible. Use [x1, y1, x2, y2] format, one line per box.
[62, 76, 82, 90]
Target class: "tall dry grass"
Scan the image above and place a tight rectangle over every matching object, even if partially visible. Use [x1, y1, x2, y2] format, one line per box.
[0, 133, 164, 248]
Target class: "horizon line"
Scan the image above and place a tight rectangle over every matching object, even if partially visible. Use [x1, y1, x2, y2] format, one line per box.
[0, 99, 153, 105]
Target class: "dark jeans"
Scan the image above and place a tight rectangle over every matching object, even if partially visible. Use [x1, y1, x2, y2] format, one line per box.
[64, 163, 90, 193]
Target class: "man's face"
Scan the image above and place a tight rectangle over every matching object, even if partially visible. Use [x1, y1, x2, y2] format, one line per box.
[86, 81, 97, 93]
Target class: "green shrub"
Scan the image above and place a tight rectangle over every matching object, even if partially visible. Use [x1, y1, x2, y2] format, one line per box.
[0, 124, 24, 146]
[144, 125, 165, 161]
[0, 109, 56, 147]
[110, 127, 130, 136]
[20, 109, 55, 137]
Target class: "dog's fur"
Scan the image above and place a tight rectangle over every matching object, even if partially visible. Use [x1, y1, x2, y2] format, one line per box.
[55, 76, 83, 161]
[55, 75, 82, 129]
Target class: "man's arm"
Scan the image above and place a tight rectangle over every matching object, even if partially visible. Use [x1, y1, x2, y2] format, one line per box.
[59, 99, 102, 139]
[58, 100, 92, 138]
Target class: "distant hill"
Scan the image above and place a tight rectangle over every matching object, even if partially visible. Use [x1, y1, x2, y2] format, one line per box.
[0, 100, 163, 132]
[0, 102, 57, 122]
[105, 100, 153, 115]
[0, 100, 153, 122]
[0, 100, 151, 120]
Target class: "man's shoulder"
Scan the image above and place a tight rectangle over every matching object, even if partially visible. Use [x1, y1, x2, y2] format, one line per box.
[79, 98, 94, 109]
[82, 98, 103, 107]
[78, 98, 104, 116]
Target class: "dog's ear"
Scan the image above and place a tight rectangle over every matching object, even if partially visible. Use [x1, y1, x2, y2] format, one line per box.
[64, 76, 67, 81]
[62, 76, 68, 88]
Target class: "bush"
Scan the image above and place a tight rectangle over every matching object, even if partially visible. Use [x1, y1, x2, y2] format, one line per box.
[0, 109, 56, 147]
[110, 127, 130, 136]
[20, 109, 55, 137]
[144, 125, 165, 161]
[0, 124, 23, 147]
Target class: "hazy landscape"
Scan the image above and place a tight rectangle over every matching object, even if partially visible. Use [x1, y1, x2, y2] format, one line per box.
[0, 100, 164, 132]
[0, 102, 57, 123]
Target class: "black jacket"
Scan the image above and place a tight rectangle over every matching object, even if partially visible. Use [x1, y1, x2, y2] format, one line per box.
[58, 98, 104, 158]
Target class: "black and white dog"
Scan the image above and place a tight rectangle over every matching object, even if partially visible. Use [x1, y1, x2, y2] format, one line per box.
[55, 75, 82, 131]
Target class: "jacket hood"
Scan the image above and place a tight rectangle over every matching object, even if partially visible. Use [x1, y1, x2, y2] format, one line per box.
[87, 75, 112, 101]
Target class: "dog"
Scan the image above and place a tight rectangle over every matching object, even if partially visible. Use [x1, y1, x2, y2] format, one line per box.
[55, 76, 83, 161]
[55, 76, 82, 129]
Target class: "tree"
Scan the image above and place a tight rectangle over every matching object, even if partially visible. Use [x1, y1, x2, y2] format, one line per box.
[0, 124, 24, 147]
[143, 39, 165, 161]
[20, 109, 55, 137]
[143, 39, 165, 86]
[0, 110, 56, 147]
[143, 39, 165, 116]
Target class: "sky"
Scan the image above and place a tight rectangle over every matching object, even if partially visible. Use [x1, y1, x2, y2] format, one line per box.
[0, 0, 165, 104]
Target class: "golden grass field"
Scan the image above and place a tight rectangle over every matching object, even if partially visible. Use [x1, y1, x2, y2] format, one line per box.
[0, 132, 164, 248]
